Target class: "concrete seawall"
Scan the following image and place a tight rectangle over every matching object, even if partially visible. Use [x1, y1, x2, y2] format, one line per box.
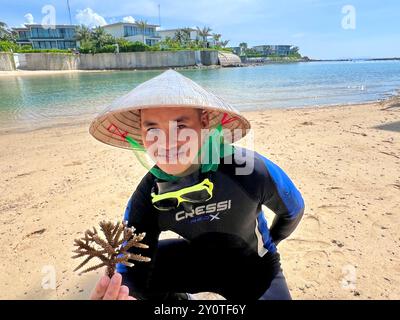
[0, 53, 15, 71]
[20, 53, 79, 70]
[2, 50, 221, 71]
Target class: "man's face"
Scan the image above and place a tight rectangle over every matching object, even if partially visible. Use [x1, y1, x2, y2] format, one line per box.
[140, 107, 209, 175]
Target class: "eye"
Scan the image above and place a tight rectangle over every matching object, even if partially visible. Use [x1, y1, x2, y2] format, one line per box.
[146, 127, 159, 132]
[177, 124, 187, 130]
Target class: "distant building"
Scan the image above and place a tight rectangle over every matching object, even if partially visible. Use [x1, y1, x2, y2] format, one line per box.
[103, 22, 161, 46]
[13, 24, 77, 49]
[228, 47, 243, 56]
[252, 45, 294, 56]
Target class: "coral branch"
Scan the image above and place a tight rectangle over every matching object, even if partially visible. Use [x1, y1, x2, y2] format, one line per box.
[72, 220, 151, 277]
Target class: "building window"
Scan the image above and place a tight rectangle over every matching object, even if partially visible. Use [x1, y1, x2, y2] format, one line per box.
[31, 28, 38, 38]
[144, 27, 154, 36]
[124, 26, 140, 37]
[64, 28, 75, 39]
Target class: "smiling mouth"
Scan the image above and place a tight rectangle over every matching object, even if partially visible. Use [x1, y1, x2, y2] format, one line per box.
[156, 151, 187, 162]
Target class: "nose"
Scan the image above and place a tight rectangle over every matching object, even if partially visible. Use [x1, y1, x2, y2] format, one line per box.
[164, 122, 179, 150]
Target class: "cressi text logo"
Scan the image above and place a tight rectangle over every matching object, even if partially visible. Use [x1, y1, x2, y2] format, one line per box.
[175, 200, 232, 222]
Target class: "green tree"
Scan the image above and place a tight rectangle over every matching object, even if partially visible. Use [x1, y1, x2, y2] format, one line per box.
[137, 20, 148, 44]
[212, 33, 221, 46]
[220, 40, 229, 48]
[181, 27, 192, 45]
[0, 21, 9, 36]
[75, 25, 92, 42]
[173, 30, 185, 45]
[0, 21, 15, 42]
[291, 46, 301, 57]
[92, 26, 114, 49]
[196, 26, 212, 48]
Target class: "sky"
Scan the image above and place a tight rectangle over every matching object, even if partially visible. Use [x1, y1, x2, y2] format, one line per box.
[0, 0, 399, 59]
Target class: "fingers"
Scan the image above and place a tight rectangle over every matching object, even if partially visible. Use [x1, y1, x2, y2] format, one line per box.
[103, 273, 122, 300]
[90, 272, 137, 300]
[117, 285, 130, 300]
[90, 275, 111, 300]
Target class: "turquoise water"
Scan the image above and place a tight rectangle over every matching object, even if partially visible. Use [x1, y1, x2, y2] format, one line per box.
[0, 60, 399, 130]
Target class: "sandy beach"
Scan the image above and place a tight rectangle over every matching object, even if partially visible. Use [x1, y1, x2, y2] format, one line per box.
[0, 95, 399, 300]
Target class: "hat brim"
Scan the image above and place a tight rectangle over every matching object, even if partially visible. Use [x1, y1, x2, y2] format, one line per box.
[89, 104, 251, 150]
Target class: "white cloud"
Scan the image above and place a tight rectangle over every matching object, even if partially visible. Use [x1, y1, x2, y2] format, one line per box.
[122, 16, 136, 23]
[75, 8, 107, 27]
[292, 33, 305, 38]
[24, 13, 34, 24]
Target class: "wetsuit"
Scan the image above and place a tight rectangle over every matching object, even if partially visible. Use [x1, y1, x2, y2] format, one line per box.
[116, 146, 305, 300]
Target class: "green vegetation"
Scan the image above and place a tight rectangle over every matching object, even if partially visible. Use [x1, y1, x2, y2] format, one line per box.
[16, 49, 72, 53]
[152, 25, 231, 52]
[0, 40, 72, 53]
[0, 40, 18, 52]
[75, 25, 229, 53]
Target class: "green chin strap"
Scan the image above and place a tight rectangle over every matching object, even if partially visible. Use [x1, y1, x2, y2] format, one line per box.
[124, 123, 235, 182]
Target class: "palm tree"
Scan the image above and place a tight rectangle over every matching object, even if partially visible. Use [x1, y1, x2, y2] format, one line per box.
[181, 27, 192, 45]
[291, 46, 300, 56]
[136, 20, 148, 44]
[196, 26, 212, 48]
[92, 26, 114, 49]
[239, 42, 247, 50]
[239, 42, 248, 55]
[212, 33, 221, 46]
[0, 21, 12, 40]
[220, 40, 230, 48]
[0, 21, 9, 34]
[75, 24, 92, 42]
[173, 30, 185, 45]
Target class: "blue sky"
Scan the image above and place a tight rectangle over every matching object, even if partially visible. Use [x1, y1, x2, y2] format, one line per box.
[0, 0, 399, 59]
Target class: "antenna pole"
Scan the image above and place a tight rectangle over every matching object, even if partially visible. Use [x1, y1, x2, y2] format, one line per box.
[67, 0, 72, 24]
[158, 4, 161, 27]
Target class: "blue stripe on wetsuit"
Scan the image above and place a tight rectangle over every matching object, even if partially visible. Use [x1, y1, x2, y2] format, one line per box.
[259, 154, 305, 219]
[116, 198, 133, 274]
[257, 211, 277, 254]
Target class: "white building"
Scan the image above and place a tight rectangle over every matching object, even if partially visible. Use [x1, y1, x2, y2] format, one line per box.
[102, 22, 161, 46]
[252, 45, 294, 56]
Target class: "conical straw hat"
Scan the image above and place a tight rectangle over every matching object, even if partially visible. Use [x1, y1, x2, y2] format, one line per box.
[89, 69, 251, 149]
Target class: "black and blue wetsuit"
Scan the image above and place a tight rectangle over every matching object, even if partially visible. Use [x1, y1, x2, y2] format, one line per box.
[116, 146, 305, 300]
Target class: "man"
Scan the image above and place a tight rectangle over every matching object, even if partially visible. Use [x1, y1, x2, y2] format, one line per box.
[88, 69, 305, 300]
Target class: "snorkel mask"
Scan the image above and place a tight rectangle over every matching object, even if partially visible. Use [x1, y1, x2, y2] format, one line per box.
[151, 170, 214, 212]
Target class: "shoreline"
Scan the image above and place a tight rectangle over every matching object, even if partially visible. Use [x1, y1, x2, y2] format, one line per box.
[0, 69, 115, 77]
[1, 93, 399, 136]
[0, 65, 222, 77]
[1, 57, 399, 77]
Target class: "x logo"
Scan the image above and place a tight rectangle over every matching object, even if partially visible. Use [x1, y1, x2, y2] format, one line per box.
[209, 212, 221, 221]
